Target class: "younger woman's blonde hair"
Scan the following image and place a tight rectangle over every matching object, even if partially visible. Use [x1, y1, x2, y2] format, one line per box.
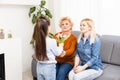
[59, 17, 73, 28]
[78, 18, 96, 45]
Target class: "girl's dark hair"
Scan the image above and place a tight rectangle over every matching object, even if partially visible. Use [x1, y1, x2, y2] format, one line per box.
[32, 16, 50, 61]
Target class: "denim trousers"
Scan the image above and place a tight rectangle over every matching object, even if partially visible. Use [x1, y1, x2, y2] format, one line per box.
[68, 69, 103, 80]
[37, 62, 56, 80]
[56, 63, 73, 80]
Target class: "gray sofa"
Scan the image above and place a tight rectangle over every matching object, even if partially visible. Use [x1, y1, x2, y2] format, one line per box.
[31, 31, 120, 80]
[95, 35, 120, 80]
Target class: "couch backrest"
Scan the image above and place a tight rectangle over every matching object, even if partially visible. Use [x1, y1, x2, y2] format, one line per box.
[100, 35, 114, 63]
[72, 31, 120, 66]
[100, 35, 120, 66]
[72, 31, 80, 37]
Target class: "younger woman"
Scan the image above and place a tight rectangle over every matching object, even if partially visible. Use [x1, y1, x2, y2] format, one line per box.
[69, 18, 103, 80]
[32, 16, 63, 80]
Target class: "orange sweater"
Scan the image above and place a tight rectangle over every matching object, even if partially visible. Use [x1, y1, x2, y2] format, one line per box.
[54, 32, 77, 66]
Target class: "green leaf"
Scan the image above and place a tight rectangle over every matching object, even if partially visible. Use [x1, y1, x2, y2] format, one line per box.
[45, 9, 52, 18]
[41, 14, 45, 17]
[29, 7, 36, 17]
[48, 33, 54, 38]
[30, 39, 34, 48]
[30, 39, 34, 44]
[37, 12, 42, 17]
[40, 0, 46, 8]
[32, 14, 37, 24]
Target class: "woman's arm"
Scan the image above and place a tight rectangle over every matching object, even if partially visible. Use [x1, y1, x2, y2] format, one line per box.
[86, 38, 101, 67]
[74, 56, 80, 68]
[74, 51, 88, 73]
[63, 37, 77, 57]
[73, 53, 88, 73]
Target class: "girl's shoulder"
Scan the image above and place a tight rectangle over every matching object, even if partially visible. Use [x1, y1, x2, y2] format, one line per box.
[46, 37, 56, 42]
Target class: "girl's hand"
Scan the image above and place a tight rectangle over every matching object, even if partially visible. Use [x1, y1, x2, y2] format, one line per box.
[59, 43, 64, 46]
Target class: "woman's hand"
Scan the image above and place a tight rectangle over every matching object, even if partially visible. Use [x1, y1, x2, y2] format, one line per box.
[73, 64, 88, 73]
[73, 66, 84, 73]
[56, 33, 66, 43]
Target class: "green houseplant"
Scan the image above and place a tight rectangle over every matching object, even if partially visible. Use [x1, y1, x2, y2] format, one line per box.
[29, 0, 52, 24]
[29, 0, 66, 45]
[29, 0, 53, 45]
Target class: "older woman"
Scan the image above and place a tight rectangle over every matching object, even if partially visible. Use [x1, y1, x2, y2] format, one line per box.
[54, 17, 77, 80]
[68, 18, 103, 80]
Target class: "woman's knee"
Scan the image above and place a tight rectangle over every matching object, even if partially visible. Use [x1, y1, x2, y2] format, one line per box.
[68, 70, 74, 80]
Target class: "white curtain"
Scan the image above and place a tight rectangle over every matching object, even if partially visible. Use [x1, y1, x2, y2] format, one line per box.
[48, 0, 100, 34]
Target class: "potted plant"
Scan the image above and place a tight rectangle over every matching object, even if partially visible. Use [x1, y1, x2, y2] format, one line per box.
[28, 0, 65, 45]
[29, 0, 54, 45]
[29, 0, 52, 24]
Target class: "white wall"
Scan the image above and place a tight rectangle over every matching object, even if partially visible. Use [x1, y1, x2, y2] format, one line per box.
[47, 0, 62, 33]
[99, 0, 120, 35]
[51, 0, 120, 36]
[51, 0, 100, 33]
[0, 4, 35, 72]
[0, 0, 40, 5]
[60, 0, 91, 31]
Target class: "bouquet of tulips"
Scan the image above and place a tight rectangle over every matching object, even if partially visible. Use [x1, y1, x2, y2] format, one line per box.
[56, 33, 66, 43]
[48, 33, 66, 43]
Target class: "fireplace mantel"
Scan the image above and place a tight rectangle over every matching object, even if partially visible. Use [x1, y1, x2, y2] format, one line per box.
[0, 0, 40, 6]
[0, 38, 22, 80]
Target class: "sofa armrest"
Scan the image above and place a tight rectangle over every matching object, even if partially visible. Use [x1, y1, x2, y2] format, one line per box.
[31, 54, 37, 78]
[32, 54, 37, 61]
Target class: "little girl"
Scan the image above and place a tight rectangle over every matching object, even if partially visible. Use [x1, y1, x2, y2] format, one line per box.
[32, 16, 63, 80]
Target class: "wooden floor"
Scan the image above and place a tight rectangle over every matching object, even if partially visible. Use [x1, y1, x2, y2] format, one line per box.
[22, 69, 69, 80]
[22, 70, 33, 80]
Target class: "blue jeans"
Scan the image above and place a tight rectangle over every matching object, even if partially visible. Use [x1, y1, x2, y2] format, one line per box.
[37, 62, 56, 80]
[56, 63, 73, 80]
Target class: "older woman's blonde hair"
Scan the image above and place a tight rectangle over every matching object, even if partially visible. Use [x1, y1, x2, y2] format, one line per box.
[59, 17, 73, 29]
[78, 18, 96, 45]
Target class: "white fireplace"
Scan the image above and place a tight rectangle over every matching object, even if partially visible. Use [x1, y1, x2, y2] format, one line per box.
[0, 38, 22, 80]
[0, 53, 5, 80]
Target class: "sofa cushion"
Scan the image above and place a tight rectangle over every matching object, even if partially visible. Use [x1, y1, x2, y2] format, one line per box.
[102, 63, 109, 69]
[95, 64, 120, 80]
[100, 36, 114, 63]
